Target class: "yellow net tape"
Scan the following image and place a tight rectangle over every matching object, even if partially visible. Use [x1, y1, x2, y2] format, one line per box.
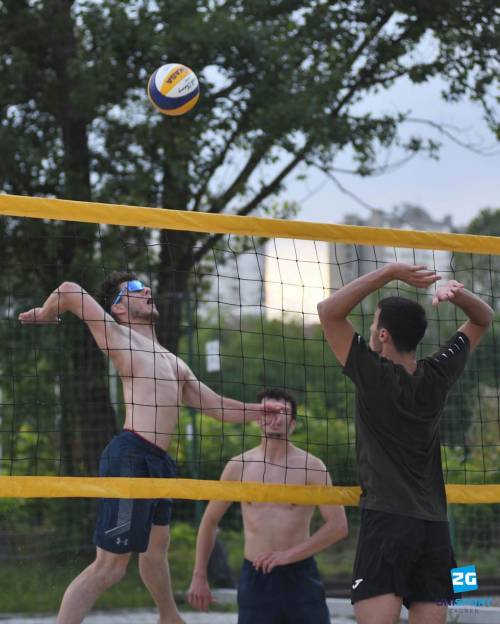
[1, 193, 500, 254]
[0, 477, 499, 505]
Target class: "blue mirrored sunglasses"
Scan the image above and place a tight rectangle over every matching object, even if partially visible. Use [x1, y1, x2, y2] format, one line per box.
[113, 280, 146, 305]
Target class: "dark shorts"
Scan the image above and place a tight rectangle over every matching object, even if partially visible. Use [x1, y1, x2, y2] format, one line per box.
[237, 557, 330, 624]
[351, 508, 458, 609]
[93, 430, 176, 554]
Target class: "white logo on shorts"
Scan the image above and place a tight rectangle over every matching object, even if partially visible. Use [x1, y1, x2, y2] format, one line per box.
[352, 578, 364, 590]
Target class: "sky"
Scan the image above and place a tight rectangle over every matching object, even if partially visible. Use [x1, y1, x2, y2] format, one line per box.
[262, 75, 498, 317]
[282, 76, 499, 229]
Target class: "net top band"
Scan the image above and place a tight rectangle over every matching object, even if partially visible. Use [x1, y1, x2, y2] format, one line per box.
[1, 194, 499, 256]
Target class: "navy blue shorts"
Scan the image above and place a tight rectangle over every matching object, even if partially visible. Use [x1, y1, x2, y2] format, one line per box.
[351, 508, 458, 608]
[93, 430, 176, 554]
[237, 557, 330, 624]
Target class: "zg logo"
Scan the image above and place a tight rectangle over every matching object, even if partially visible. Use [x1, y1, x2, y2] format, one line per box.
[451, 565, 478, 593]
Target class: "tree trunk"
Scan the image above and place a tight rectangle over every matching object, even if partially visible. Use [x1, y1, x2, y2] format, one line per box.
[62, 320, 118, 476]
[48, 0, 117, 481]
[156, 229, 197, 353]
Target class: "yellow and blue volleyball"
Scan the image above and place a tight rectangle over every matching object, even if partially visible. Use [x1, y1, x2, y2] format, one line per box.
[147, 63, 200, 116]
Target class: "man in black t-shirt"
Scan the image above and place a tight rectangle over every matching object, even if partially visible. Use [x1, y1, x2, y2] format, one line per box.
[317, 263, 493, 624]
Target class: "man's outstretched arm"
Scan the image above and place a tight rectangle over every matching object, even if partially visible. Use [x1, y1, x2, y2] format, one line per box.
[317, 263, 439, 366]
[432, 280, 494, 352]
[181, 370, 282, 424]
[18, 281, 123, 353]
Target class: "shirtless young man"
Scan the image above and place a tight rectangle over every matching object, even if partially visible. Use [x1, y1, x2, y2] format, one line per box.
[19, 272, 281, 624]
[317, 263, 493, 624]
[187, 388, 348, 624]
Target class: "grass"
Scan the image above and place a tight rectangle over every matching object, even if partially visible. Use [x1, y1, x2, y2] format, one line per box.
[0, 556, 149, 612]
[1, 523, 498, 614]
[0, 525, 354, 614]
[0, 523, 239, 613]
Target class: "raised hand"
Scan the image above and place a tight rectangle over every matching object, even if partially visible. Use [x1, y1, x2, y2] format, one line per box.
[391, 263, 441, 289]
[432, 279, 465, 306]
[18, 307, 60, 324]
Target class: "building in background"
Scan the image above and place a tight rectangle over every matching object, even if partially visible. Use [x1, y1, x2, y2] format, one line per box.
[197, 205, 455, 326]
[196, 236, 267, 320]
[329, 204, 454, 291]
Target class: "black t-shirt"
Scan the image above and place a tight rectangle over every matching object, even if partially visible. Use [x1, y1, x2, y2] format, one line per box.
[343, 331, 470, 521]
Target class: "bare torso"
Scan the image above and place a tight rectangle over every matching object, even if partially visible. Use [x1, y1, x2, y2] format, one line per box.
[111, 328, 187, 450]
[235, 445, 320, 561]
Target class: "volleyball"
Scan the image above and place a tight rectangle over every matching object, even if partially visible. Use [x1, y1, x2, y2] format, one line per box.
[147, 63, 200, 116]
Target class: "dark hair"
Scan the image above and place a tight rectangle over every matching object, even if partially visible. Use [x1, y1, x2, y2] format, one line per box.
[100, 270, 138, 318]
[256, 388, 297, 419]
[377, 296, 427, 353]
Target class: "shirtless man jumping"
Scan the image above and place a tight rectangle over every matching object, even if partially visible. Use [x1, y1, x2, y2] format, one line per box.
[19, 271, 281, 624]
[187, 388, 348, 624]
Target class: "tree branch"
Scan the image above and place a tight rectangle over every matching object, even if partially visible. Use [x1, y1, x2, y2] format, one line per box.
[405, 116, 500, 156]
[206, 136, 275, 214]
[191, 144, 309, 264]
[318, 169, 385, 215]
[311, 151, 418, 178]
[191, 108, 253, 212]
[331, 9, 395, 116]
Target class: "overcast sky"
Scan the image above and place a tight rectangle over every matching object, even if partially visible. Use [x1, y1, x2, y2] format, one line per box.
[282, 76, 499, 229]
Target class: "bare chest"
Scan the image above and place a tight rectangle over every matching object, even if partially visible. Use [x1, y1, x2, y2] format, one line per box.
[242, 499, 314, 534]
[117, 348, 180, 380]
[241, 460, 310, 486]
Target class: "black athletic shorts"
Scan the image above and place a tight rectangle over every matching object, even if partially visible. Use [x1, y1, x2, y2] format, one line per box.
[237, 557, 330, 624]
[351, 508, 458, 608]
[93, 430, 176, 554]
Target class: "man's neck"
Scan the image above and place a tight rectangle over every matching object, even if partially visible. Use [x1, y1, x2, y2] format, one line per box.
[381, 345, 417, 374]
[259, 438, 295, 463]
[124, 321, 160, 344]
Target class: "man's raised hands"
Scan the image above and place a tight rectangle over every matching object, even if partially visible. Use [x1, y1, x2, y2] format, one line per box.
[432, 280, 465, 306]
[391, 263, 441, 289]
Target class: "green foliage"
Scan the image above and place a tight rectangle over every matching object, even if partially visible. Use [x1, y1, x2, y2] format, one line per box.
[0, 522, 231, 612]
[452, 208, 500, 309]
[173, 314, 357, 483]
[442, 398, 500, 486]
[467, 208, 500, 238]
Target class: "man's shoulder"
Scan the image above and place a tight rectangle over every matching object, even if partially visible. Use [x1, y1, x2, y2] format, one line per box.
[226, 448, 259, 469]
[222, 448, 261, 481]
[304, 450, 327, 469]
[283, 446, 328, 476]
[228, 451, 248, 463]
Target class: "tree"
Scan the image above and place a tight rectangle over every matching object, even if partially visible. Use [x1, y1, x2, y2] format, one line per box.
[461, 208, 500, 309]
[0, 0, 498, 476]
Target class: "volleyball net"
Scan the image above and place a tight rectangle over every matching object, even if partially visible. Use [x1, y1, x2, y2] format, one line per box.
[0, 193, 499, 512]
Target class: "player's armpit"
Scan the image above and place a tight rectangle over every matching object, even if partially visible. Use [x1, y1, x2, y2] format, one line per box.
[316, 313, 355, 367]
